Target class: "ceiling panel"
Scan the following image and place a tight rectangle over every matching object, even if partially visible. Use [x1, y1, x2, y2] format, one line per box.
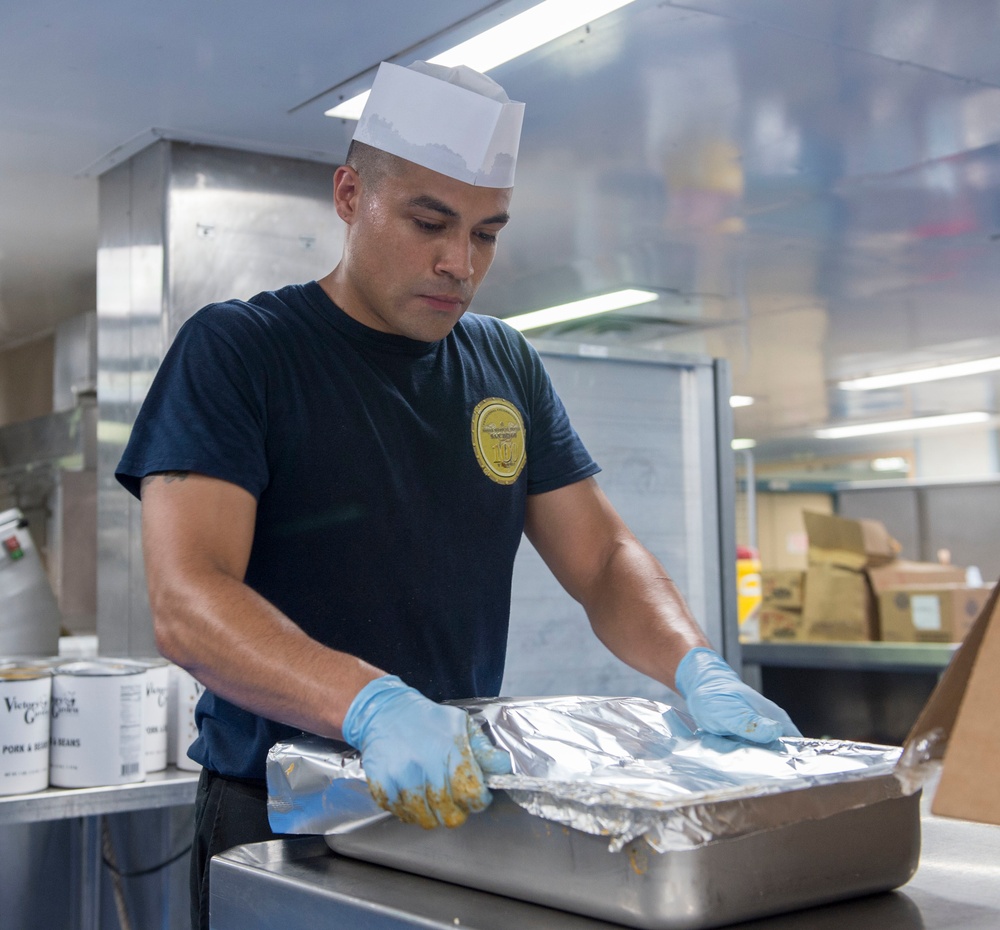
[1, 0, 999, 472]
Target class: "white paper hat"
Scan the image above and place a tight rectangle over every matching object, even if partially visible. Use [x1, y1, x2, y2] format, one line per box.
[352, 61, 525, 188]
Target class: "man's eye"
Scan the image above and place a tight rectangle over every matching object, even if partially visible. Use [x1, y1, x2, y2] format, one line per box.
[477, 231, 498, 244]
[414, 219, 443, 232]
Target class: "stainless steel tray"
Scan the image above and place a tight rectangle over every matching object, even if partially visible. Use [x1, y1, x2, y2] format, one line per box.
[325, 782, 921, 930]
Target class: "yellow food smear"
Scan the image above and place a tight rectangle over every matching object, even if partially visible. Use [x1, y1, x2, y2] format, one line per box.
[367, 736, 486, 830]
[627, 843, 649, 876]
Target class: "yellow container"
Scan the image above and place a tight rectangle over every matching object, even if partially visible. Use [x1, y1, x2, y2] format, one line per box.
[737, 558, 762, 625]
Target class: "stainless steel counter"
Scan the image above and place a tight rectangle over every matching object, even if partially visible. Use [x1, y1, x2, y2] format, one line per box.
[210, 804, 1000, 930]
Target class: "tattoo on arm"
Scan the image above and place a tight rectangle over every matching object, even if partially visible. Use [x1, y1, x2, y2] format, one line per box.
[141, 471, 191, 493]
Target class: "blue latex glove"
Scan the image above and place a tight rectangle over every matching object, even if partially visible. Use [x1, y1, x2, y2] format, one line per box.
[674, 647, 802, 744]
[342, 675, 512, 829]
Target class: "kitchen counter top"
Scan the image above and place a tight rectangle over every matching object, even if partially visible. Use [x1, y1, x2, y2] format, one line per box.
[210, 799, 1000, 930]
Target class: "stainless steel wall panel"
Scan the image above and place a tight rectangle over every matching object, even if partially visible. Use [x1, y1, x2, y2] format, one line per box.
[125, 142, 170, 657]
[97, 141, 342, 657]
[167, 145, 341, 337]
[97, 155, 144, 657]
[53, 310, 97, 412]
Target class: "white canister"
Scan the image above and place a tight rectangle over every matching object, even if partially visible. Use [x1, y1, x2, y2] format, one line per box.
[50, 660, 146, 788]
[0, 666, 51, 795]
[170, 665, 204, 772]
[132, 659, 170, 773]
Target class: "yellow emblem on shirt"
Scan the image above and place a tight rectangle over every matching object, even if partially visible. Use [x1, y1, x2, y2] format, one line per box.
[471, 397, 526, 485]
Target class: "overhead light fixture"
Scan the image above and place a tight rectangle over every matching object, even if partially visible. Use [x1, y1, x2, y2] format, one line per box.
[815, 411, 991, 440]
[838, 355, 1000, 391]
[871, 456, 908, 472]
[731, 438, 757, 450]
[326, 0, 640, 119]
[729, 395, 754, 408]
[503, 288, 658, 332]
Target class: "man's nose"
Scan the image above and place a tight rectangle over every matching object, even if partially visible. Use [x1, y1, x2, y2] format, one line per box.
[435, 232, 474, 281]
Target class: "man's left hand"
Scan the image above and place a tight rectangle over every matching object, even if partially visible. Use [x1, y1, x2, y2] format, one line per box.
[674, 647, 802, 743]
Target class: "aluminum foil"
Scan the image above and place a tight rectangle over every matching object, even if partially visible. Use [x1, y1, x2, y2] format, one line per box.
[267, 695, 913, 852]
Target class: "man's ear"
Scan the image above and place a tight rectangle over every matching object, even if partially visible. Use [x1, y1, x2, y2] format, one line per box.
[333, 165, 362, 224]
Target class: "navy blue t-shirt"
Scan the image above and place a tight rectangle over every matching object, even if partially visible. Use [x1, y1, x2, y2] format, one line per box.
[117, 281, 599, 778]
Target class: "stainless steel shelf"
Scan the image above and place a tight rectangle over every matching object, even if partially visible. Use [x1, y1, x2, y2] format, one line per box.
[0, 765, 199, 825]
[741, 641, 957, 673]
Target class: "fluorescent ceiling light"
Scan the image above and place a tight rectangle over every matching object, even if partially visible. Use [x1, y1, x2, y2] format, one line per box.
[729, 395, 754, 408]
[815, 411, 991, 440]
[838, 356, 1000, 391]
[503, 289, 658, 332]
[731, 438, 757, 450]
[871, 457, 908, 472]
[328, 93, 371, 121]
[326, 0, 639, 119]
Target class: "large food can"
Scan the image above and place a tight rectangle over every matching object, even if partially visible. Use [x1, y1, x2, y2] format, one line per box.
[169, 665, 204, 771]
[0, 666, 51, 795]
[132, 658, 170, 773]
[50, 660, 146, 787]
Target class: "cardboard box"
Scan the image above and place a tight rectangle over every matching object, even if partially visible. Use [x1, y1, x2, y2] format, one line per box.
[761, 570, 805, 610]
[802, 562, 876, 640]
[904, 582, 1000, 826]
[803, 511, 898, 571]
[867, 560, 967, 593]
[758, 606, 804, 642]
[879, 585, 993, 643]
[799, 512, 902, 641]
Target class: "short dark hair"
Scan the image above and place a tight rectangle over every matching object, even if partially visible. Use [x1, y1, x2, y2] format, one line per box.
[345, 140, 406, 189]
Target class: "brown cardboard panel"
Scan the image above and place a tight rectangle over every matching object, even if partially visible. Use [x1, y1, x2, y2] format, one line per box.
[905, 584, 998, 759]
[803, 511, 897, 571]
[758, 606, 804, 642]
[879, 586, 993, 643]
[802, 563, 875, 640]
[929, 586, 1000, 824]
[761, 570, 805, 609]
[867, 560, 967, 594]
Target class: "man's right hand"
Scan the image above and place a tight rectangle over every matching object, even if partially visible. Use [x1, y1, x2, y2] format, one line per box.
[342, 675, 511, 828]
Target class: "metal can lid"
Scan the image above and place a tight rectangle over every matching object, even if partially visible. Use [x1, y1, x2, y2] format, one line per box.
[112, 656, 171, 669]
[0, 665, 52, 681]
[54, 659, 147, 678]
[1, 655, 64, 669]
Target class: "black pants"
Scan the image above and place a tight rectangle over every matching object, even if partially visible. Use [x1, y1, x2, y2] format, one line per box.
[190, 768, 288, 930]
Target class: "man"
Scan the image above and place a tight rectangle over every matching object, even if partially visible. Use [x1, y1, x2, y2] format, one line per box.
[116, 61, 798, 929]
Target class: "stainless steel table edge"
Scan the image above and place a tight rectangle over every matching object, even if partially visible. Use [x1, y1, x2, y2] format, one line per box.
[741, 641, 957, 672]
[209, 807, 1000, 930]
[211, 837, 630, 930]
[0, 764, 200, 824]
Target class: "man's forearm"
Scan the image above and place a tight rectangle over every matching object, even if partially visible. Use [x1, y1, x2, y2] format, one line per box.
[141, 471, 385, 740]
[151, 568, 384, 740]
[582, 536, 710, 691]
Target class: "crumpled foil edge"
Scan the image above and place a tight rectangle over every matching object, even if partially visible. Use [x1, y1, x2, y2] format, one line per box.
[267, 696, 921, 853]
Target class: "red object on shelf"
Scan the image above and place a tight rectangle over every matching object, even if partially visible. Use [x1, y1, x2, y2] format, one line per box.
[3, 534, 24, 559]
